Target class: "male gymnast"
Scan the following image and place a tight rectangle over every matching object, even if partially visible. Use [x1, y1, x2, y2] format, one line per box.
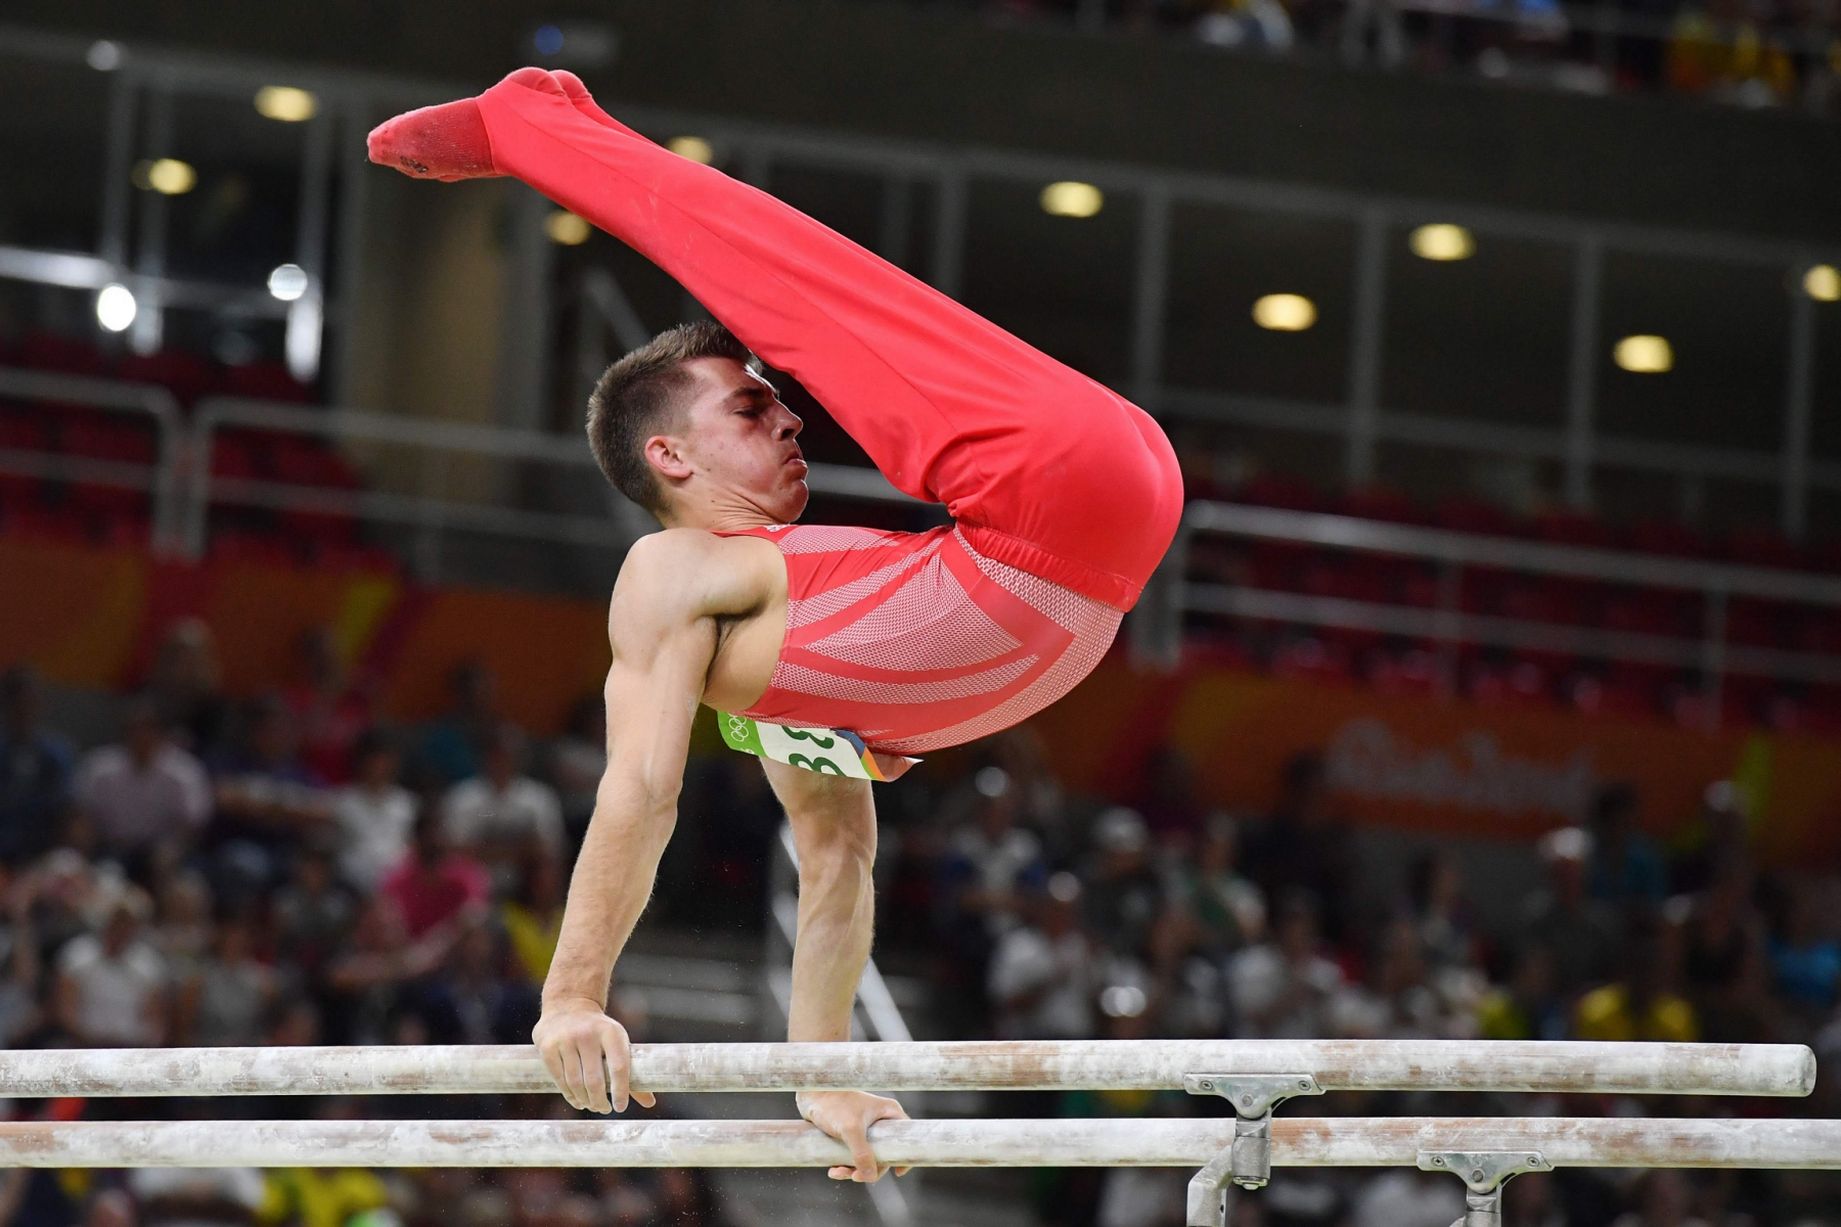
[368, 68, 1182, 1184]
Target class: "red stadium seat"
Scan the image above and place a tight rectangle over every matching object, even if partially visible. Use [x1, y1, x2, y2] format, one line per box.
[115, 349, 215, 408]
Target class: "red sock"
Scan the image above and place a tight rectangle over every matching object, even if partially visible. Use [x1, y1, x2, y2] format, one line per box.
[367, 69, 563, 181]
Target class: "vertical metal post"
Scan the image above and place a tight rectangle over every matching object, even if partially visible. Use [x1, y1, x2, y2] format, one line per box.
[287, 94, 335, 384]
[1700, 588, 1728, 734]
[497, 188, 558, 434]
[329, 91, 373, 409]
[1129, 185, 1172, 408]
[1563, 236, 1604, 509]
[932, 167, 968, 299]
[1126, 185, 1177, 668]
[1433, 560, 1463, 695]
[129, 73, 176, 356]
[1780, 271, 1816, 540]
[878, 171, 913, 270]
[98, 68, 138, 276]
[1344, 208, 1389, 487]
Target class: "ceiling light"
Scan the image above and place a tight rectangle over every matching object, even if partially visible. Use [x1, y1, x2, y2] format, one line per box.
[1409, 223, 1475, 261]
[1252, 293, 1317, 331]
[545, 211, 592, 246]
[254, 86, 317, 123]
[1614, 335, 1673, 373]
[86, 41, 122, 72]
[96, 284, 137, 333]
[1040, 181, 1104, 219]
[666, 136, 715, 165]
[267, 264, 310, 302]
[134, 158, 196, 196]
[1804, 264, 1840, 303]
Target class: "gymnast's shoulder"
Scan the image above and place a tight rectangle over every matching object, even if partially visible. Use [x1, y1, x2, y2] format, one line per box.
[608, 527, 782, 626]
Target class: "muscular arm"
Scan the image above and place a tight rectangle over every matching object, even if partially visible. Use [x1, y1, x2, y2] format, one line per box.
[762, 760, 877, 1044]
[542, 533, 717, 1013]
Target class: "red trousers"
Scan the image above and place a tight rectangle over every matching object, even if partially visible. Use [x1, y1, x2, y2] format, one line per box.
[475, 73, 1182, 610]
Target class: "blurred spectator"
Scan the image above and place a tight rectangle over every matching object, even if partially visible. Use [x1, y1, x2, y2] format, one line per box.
[1195, 0, 1298, 51]
[1407, 848, 1481, 974]
[322, 893, 460, 1045]
[1228, 890, 1351, 1038]
[53, 886, 169, 1045]
[332, 729, 416, 892]
[271, 846, 355, 982]
[942, 767, 1048, 940]
[129, 1139, 264, 1227]
[0, 664, 73, 864]
[443, 722, 564, 891]
[1573, 915, 1698, 1042]
[988, 872, 1099, 1039]
[1475, 944, 1567, 1041]
[410, 913, 541, 1044]
[1666, 0, 1796, 104]
[381, 807, 491, 940]
[282, 627, 372, 785]
[1168, 812, 1266, 958]
[501, 847, 566, 982]
[148, 867, 215, 979]
[1351, 1167, 1467, 1227]
[175, 906, 279, 1047]
[417, 659, 500, 788]
[1244, 752, 1358, 942]
[1665, 858, 1766, 1041]
[145, 618, 228, 757]
[1332, 914, 1455, 1039]
[548, 693, 607, 842]
[1133, 743, 1206, 849]
[1609, 1169, 1705, 1227]
[1764, 876, 1841, 1025]
[208, 694, 333, 866]
[1668, 779, 1752, 895]
[1584, 782, 1667, 910]
[0, 864, 46, 1045]
[1083, 806, 1165, 959]
[72, 698, 211, 862]
[1517, 826, 1622, 995]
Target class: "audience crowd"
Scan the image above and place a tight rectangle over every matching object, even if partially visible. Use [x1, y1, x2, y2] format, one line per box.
[1, 611, 1839, 1227]
[909, 0, 1841, 113]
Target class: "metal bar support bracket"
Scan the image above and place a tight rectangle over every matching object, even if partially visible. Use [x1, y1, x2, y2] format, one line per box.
[1184, 1073, 1322, 1225]
[1418, 1150, 1552, 1227]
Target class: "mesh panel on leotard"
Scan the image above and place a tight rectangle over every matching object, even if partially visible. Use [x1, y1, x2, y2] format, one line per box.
[724, 524, 1122, 755]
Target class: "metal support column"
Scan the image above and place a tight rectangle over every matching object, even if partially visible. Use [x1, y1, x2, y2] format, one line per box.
[1563, 237, 1604, 509]
[1344, 208, 1389, 487]
[1780, 270, 1816, 540]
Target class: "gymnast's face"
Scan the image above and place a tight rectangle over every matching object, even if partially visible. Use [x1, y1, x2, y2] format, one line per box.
[651, 357, 808, 525]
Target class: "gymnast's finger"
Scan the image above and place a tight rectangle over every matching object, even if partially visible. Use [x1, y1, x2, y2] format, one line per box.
[577, 1040, 613, 1114]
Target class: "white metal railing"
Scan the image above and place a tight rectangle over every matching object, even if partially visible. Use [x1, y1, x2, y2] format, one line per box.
[179, 395, 912, 581]
[1161, 501, 1841, 723]
[0, 368, 181, 550]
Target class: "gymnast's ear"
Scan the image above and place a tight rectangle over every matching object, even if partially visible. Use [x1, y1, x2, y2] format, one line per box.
[643, 434, 695, 484]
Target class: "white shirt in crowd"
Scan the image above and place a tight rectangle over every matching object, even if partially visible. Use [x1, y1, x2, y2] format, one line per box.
[56, 934, 167, 1045]
[987, 926, 1096, 1040]
[1351, 1169, 1467, 1227]
[73, 744, 211, 851]
[333, 781, 417, 890]
[951, 825, 1043, 935]
[443, 775, 564, 852]
[1227, 942, 1350, 1039]
[129, 1165, 266, 1227]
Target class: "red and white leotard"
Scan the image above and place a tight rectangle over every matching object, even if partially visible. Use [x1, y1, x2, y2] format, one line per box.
[716, 524, 1121, 754]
